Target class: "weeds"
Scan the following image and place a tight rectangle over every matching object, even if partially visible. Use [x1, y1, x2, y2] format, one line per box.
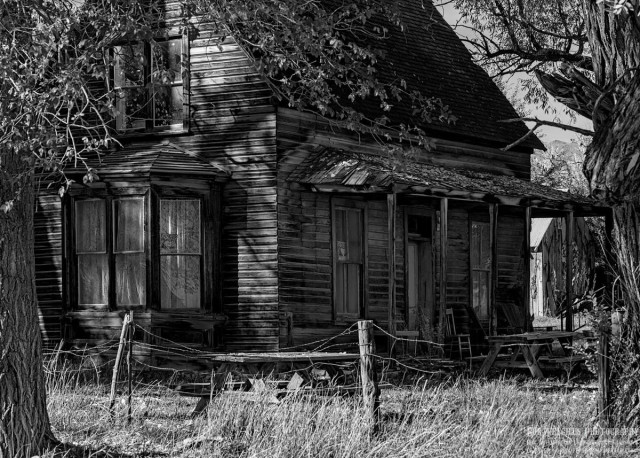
[39, 358, 638, 458]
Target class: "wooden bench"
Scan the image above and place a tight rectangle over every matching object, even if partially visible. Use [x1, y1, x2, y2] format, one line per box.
[171, 374, 392, 416]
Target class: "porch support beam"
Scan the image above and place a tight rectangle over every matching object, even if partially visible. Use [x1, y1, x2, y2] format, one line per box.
[489, 203, 499, 336]
[565, 211, 574, 332]
[523, 207, 532, 331]
[438, 198, 448, 343]
[387, 189, 397, 348]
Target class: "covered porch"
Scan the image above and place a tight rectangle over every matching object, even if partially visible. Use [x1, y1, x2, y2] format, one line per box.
[290, 149, 611, 355]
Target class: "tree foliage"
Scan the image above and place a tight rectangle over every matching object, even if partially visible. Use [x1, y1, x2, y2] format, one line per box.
[191, 0, 455, 143]
[531, 140, 589, 196]
[450, 0, 640, 426]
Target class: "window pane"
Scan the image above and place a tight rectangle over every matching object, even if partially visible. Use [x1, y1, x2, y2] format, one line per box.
[114, 43, 145, 87]
[116, 86, 147, 131]
[152, 39, 182, 84]
[345, 264, 361, 315]
[336, 207, 362, 263]
[406, 242, 419, 310]
[336, 209, 348, 261]
[480, 223, 491, 268]
[78, 254, 109, 306]
[160, 200, 201, 254]
[76, 200, 106, 253]
[471, 222, 481, 268]
[116, 253, 146, 306]
[471, 222, 490, 269]
[114, 199, 144, 252]
[153, 85, 183, 127]
[161, 255, 200, 309]
[347, 209, 362, 263]
[336, 264, 361, 316]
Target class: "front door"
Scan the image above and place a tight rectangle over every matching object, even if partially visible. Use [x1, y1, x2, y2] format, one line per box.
[405, 212, 434, 333]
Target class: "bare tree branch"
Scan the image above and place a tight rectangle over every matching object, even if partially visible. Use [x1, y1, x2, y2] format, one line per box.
[498, 117, 594, 136]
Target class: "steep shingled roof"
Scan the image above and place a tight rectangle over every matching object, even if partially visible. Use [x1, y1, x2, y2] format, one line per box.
[336, 0, 543, 150]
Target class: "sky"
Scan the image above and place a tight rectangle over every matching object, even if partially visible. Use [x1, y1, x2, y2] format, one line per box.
[436, 2, 592, 146]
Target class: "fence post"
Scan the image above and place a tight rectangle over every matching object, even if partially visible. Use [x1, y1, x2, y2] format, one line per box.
[358, 320, 380, 436]
[127, 311, 134, 425]
[598, 326, 610, 427]
[109, 312, 131, 420]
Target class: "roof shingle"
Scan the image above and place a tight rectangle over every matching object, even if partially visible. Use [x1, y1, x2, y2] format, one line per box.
[326, 0, 544, 150]
[290, 149, 598, 209]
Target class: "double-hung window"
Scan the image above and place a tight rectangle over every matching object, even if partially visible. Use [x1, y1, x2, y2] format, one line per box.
[113, 37, 186, 133]
[332, 200, 366, 320]
[470, 221, 491, 321]
[75, 197, 147, 308]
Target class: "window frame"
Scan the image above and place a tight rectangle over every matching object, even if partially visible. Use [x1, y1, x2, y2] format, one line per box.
[154, 194, 205, 311]
[66, 184, 216, 312]
[111, 34, 190, 135]
[70, 192, 150, 311]
[331, 198, 368, 323]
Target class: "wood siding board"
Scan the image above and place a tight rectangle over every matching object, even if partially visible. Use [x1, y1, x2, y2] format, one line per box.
[34, 187, 63, 343]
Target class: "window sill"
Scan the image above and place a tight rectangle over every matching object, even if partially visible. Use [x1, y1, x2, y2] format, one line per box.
[333, 317, 361, 327]
[114, 129, 191, 142]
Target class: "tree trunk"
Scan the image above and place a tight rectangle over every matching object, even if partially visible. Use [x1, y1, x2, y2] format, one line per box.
[0, 151, 54, 457]
[581, 1, 640, 426]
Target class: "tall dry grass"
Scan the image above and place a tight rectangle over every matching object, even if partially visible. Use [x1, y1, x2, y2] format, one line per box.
[39, 359, 637, 458]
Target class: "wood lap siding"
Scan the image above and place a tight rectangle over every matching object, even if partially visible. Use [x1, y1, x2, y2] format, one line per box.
[187, 24, 278, 351]
[32, 2, 533, 353]
[496, 208, 526, 331]
[444, 203, 472, 335]
[31, 8, 279, 351]
[277, 111, 344, 346]
[34, 186, 63, 346]
[276, 109, 530, 347]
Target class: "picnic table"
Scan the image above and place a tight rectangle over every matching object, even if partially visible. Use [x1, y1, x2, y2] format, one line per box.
[477, 331, 584, 379]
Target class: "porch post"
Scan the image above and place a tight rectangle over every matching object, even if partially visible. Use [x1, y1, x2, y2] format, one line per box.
[489, 203, 499, 336]
[565, 211, 574, 332]
[438, 198, 448, 343]
[523, 207, 531, 332]
[387, 190, 397, 347]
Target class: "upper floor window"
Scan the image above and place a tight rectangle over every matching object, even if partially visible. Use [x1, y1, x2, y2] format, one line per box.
[113, 37, 186, 133]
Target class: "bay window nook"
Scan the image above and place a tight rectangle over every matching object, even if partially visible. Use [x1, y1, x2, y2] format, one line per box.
[72, 194, 206, 311]
[64, 141, 228, 345]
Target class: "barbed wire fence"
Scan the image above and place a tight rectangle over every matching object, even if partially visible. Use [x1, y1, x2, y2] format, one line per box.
[42, 317, 600, 430]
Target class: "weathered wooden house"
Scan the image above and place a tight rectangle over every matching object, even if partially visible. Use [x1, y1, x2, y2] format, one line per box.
[34, 0, 609, 358]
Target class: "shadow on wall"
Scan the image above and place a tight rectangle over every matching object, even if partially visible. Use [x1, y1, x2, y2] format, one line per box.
[34, 188, 64, 347]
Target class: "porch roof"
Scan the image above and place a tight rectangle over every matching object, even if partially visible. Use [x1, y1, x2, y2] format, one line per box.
[289, 149, 608, 216]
